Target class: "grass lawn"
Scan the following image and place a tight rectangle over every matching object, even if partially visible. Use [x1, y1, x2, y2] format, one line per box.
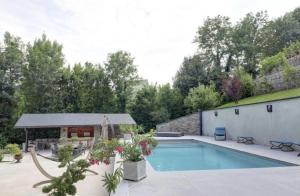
[218, 87, 300, 108]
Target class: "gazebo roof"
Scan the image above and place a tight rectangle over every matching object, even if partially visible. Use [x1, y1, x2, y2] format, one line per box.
[14, 113, 136, 128]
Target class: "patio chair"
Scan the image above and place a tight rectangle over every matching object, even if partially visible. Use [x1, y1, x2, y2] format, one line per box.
[237, 136, 254, 144]
[269, 140, 294, 152]
[214, 127, 226, 141]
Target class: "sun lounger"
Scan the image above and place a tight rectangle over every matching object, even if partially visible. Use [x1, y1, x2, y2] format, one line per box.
[237, 136, 254, 144]
[214, 127, 226, 141]
[270, 140, 294, 152]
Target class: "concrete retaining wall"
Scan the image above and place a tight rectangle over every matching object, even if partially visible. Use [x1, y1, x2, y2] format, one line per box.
[156, 113, 200, 135]
[202, 97, 300, 146]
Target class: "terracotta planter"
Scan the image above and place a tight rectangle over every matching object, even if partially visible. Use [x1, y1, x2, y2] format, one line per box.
[14, 154, 22, 163]
[123, 159, 146, 181]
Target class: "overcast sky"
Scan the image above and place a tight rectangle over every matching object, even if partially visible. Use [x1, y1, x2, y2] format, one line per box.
[0, 0, 299, 84]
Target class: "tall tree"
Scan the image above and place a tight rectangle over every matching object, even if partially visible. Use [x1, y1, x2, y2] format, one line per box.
[173, 54, 210, 96]
[105, 51, 138, 113]
[194, 15, 233, 69]
[22, 34, 64, 113]
[129, 86, 157, 131]
[233, 11, 269, 77]
[262, 10, 300, 57]
[156, 84, 184, 119]
[0, 32, 23, 124]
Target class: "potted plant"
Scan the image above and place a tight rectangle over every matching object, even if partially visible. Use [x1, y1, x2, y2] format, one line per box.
[102, 167, 123, 196]
[120, 130, 157, 181]
[90, 139, 121, 169]
[5, 144, 23, 163]
[119, 125, 143, 140]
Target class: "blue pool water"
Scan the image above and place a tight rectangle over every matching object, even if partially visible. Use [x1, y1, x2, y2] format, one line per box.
[147, 140, 294, 171]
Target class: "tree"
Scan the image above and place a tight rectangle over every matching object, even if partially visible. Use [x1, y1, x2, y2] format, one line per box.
[22, 34, 64, 113]
[173, 54, 210, 96]
[262, 11, 300, 57]
[222, 76, 242, 103]
[232, 11, 269, 77]
[105, 51, 138, 113]
[129, 86, 158, 132]
[184, 85, 220, 113]
[194, 15, 233, 69]
[156, 84, 184, 119]
[0, 32, 24, 142]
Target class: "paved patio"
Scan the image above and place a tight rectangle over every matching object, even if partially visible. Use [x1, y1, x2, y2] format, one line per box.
[0, 152, 110, 196]
[126, 136, 300, 196]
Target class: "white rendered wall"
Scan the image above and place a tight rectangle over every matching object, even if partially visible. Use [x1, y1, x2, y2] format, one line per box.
[202, 97, 300, 146]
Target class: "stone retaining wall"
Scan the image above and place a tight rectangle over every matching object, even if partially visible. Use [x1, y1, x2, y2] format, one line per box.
[156, 113, 200, 135]
[256, 54, 300, 92]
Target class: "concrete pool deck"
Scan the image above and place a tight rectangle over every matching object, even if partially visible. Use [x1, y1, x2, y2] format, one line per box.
[126, 136, 300, 196]
[0, 152, 110, 196]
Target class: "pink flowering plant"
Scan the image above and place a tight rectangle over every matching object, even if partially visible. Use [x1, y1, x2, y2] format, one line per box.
[120, 130, 157, 162]
[89, 139, 123, 165]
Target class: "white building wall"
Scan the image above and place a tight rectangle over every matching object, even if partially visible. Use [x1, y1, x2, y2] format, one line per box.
[202, 97, 300, 146]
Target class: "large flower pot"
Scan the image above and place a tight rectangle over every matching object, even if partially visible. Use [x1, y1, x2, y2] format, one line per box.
[123, 159, 146, 181]
[123, 133, 132, 141]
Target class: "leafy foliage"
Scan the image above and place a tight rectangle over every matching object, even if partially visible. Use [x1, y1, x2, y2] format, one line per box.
[260, 52, 289, 74]
[173, 55, 210, 96]
[194, 15, 233, 69]
[90, 139, 120, 164]
[22, 34, 64, 113]
[283, 41, 300, 58]
[102, 167, 123, 196]
[184, 85, 220, 112]
[120, 131, 157, 162]
[283, 65, 299, 89]
[42, 145, 90, 196]
[232, 11, 269, 77]
[105, 51, 138, 113]
[223, 76, 242, 103]
[5, 143, 21, 156]
[235, 70, 255, 98]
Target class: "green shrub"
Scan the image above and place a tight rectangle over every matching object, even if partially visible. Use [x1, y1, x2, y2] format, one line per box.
[0, 134, 7, 148]
[283, 65, 299, 89]
[102, 167, 123, 196]
[260, 52, 289, 74]
[235, 70, 255, 98]
[5, 144, 21, 156]
[255, 77, 273, 95]
[184, 84, 220, 112]
[283, 41, 300, 58]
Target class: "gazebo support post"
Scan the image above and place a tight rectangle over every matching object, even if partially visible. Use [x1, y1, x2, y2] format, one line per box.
[25, 128, 28, 152]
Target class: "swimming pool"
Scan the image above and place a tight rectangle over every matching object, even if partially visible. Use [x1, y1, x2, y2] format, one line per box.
[147, 140, 294, 171]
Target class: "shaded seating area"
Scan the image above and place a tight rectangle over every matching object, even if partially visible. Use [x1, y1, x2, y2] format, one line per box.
[214, 127, 226, 141]
[270, 140, 294, 152]
[237, 136, 254, 144]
